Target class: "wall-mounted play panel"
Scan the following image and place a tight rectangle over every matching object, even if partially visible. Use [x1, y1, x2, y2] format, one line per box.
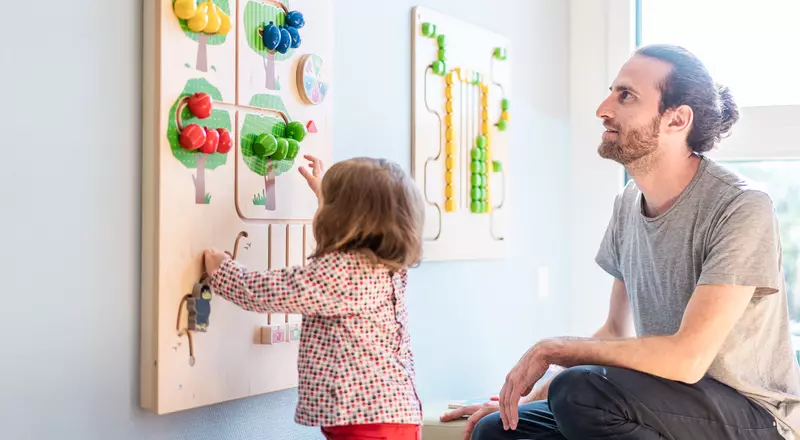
[141, 0, 332, 414]
[411, 6, 510, 261]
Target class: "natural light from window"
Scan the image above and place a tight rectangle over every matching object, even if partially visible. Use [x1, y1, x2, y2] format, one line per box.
[640, 0, 800, 108]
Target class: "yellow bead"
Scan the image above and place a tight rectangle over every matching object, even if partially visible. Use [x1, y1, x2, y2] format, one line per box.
[486, 150, 492, 164]
[445, 199, 456, 212]
[446, 99, 454, 113]
[502, 111, 510, 122]
[446, 71, 456, 85]
[445, 184, 454, 198]
[481, 83, 488, 93]
[486, 135, 492, 148]
[446, 170, 454, 184]
[446, 155, 455, 169]
[445, 113, 453, 126]
[445, 85, 453, 99]
[482, 121, 489, 134]
[482, 109, 489, 121]
[446, 140, 456, 155]
[485, 204, 492, 213]
[446, 126, 455, 141]
[481, 94, 488, 107]
[454, 68, 462, 81]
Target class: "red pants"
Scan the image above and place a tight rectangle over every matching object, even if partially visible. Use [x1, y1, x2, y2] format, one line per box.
[320, 423, 421, 440]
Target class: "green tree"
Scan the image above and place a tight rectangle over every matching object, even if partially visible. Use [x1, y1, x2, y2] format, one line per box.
[244, 0, 295, 90]
[240, 94, 298, 210]
[175, 0, 231, 72]
[166, 78, 232, 204]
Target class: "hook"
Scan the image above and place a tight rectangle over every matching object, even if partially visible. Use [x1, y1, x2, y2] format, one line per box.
[232, 231, 249, 260]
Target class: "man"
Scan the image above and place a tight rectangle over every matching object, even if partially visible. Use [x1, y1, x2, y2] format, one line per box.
[441, 44, 800, 440]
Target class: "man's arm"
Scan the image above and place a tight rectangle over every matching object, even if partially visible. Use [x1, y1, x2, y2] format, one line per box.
[520, 278, 633, 403]
[536, 283, 755, 384]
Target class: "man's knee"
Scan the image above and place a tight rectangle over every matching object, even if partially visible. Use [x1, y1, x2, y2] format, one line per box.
[470, 410, 505, 440]
[548, 365, 618, 427]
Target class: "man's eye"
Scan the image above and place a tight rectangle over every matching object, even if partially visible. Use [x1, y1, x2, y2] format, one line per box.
[620, 91, 632, 101]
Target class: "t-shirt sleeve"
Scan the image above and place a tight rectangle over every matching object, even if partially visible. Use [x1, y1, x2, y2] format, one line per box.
[697, 190, 782, 296]
[595, 195, 624, 280]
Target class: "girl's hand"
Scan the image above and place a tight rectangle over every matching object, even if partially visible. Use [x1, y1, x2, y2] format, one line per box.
[203, 247, 230, 276]
[298, 154, 324, 200]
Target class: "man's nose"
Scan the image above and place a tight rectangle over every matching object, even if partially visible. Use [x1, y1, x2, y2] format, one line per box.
[596, 96, 615, 120]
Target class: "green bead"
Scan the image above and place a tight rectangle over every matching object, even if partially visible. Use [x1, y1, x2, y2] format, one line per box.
[494, 47, 507, 60]
[471, 187, 481, 200]
[480, 174, 487, 188]
[501, 98, 509, 111]
[286, 121, 307, 142]
[432, 60, 445, 76]
[422, 22, 436, 37]
[481, 161, 488, 174]
[438, 49, 446, 62]
[286, 139, 300, 159]
[479, 148, 486, 161]
[271, 138, 289, 160]
[254, 133, 277, 157]
[471, 173, 480, 186]
[481, 188, 488, 201]
[481, 201, 488, 212]
[476, 135, 487, 148]
[470, 160, 481, 173]
[471, 147, 480, 160]
[471, 200, 481, 213]
[437, 34, 446, 48]
[493, 160, 503, 172]
[496, 118, 508, 131]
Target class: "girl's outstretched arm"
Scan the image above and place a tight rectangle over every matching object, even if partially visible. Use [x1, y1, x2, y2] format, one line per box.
[206, 250, 357, 316]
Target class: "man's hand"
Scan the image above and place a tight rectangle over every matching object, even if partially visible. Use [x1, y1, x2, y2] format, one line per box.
[298, 154, 324, 200]
[439, 400, 500, 440]
[498, 345, 550, 430]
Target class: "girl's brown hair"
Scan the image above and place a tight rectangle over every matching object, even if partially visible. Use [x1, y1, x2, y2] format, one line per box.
[310, 157, 425, 272]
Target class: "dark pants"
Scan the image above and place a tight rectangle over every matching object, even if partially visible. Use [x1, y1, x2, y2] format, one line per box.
[471, 365, 782, 440]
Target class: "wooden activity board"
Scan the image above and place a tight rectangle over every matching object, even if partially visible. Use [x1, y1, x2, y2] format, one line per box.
[411, 6, 510, 261]
[140, 0, 333, 414]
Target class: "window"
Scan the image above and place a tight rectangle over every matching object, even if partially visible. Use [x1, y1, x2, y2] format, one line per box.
[640, 0, 800, 108]
[633, 0, 800, 339]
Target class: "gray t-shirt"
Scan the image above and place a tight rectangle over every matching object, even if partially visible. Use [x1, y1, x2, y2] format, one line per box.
[595, 155, 800, 439]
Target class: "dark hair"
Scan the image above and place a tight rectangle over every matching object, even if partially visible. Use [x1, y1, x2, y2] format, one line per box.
[310, 157, 425, 273]
[635, 44, 739, 153]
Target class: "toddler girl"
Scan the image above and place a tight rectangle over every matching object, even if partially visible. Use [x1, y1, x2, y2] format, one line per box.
[203, 154, 425, 440]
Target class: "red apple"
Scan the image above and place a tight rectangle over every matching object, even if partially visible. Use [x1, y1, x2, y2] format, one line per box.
[216, 128, 232, 154]
[179, 124, 206, 150]
[199, 126, 219, 154]
[187, 92, 212, 119]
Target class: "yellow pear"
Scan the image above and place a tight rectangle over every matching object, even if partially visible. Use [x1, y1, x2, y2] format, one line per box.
[203, 1, 221, 34]
[173, 0, 197, 20]
[216, 6, 232, 36]
[187, 2, 209, 32]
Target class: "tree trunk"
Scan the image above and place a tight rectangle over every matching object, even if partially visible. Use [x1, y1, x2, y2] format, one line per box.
[264, 161, 276, 210]
[193, 154, 208, 204]
[196, 34, 209, 72]
[264, 52, 276, 90]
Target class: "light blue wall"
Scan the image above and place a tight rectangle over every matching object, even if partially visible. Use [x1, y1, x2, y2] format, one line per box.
[0, 0, 570, 439]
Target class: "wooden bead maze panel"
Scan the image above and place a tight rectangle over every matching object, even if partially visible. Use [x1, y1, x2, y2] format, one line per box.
[140, 0, 333, 414]
[411, 6, 510, 261]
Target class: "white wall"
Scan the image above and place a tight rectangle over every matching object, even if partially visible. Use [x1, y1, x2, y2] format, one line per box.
[0, 1, 573, 439]
[568, 0, 633, 336]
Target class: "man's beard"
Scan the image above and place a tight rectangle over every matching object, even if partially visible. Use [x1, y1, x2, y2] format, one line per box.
[598, 115, 661, 174]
